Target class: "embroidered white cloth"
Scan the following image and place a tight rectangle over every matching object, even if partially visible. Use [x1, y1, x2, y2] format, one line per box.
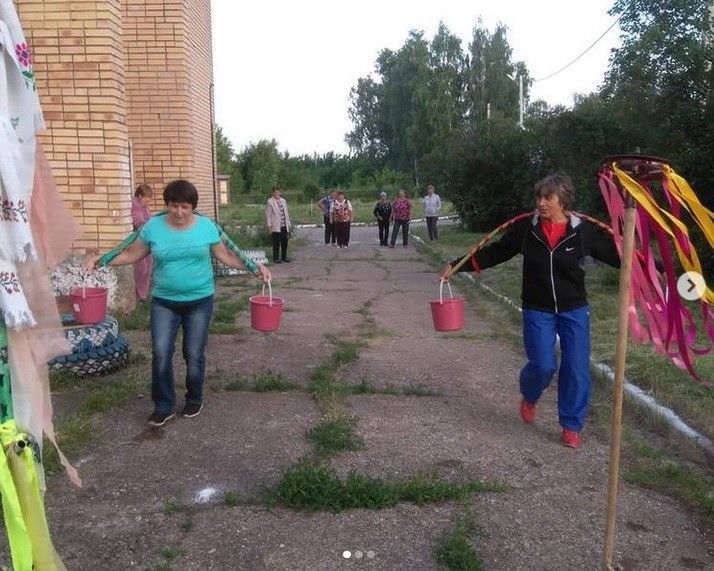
[0, 0, 43, 328]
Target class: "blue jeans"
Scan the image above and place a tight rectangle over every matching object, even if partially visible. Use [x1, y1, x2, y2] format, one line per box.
[520, 306, 591, 431]
[150, 295, 213, 413]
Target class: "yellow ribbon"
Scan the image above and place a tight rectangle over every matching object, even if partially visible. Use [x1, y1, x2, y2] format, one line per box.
[0, 419, 33, 571]
[611, 163, 714, 304]
[0, 419, 67, 570]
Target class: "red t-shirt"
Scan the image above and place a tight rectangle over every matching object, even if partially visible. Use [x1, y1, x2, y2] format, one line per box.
[540, 219, 567, 249]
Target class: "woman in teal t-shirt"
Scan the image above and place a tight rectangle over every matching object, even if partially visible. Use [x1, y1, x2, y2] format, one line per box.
[85, 180, 271, 427]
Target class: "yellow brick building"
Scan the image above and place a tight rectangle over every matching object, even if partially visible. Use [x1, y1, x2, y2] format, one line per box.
[16, 0, 217, 258]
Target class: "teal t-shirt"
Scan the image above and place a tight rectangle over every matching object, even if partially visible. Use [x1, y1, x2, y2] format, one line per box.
[139, 214, 220, 301]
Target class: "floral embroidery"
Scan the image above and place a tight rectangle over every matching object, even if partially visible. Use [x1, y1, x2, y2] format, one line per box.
[14, 42, 36, 91]
[14, 43, 31, 67]
[0, 200, 28, 223]
[0, 273, 20, 295]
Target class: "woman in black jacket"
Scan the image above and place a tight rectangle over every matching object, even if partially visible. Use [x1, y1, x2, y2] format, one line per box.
[373, 192, 392, 246]
[441, 173, 620, 448]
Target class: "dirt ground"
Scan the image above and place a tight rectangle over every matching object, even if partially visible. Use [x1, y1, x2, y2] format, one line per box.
[4, 224, 713, 570]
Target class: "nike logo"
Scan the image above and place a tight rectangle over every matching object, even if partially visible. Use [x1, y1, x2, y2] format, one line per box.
[566, 247, 575, 252]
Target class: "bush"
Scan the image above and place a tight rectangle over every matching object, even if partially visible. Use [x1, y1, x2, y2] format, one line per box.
[441, 120, 539, 231]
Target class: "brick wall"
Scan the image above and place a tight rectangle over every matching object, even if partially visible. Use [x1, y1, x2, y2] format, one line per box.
[185, 0, 216, 218]
[18, 0, 133, 253]
[16, 0, 216, 251]
[123, 0, 216, 215]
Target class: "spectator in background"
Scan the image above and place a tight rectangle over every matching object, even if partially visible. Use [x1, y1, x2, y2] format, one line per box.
[373, 191, 392, 246]
[317, 189, 337, 246]
[331, 191, 353, 248]
[422, 184, 442, 241]
[131, 183, 154, 300]
[266, 186, 292, 263]
[390, 189, 412, 248]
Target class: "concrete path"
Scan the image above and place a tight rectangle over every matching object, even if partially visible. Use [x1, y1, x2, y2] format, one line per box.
[29, 225, 714, 570]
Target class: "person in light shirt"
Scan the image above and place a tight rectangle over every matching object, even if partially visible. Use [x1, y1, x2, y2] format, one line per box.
[422, 184, 442, 241]
[266, 186, 292, 263]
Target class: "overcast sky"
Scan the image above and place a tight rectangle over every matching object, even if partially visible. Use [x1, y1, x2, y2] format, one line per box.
[211, 0, 621, 157]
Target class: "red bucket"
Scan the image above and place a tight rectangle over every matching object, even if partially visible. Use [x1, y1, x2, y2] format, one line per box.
[249, 281, 284, 332]
[70, 286, 108, 325]
[430, 281, 465, 332]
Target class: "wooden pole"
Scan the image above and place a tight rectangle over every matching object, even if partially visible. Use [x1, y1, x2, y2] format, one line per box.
[602, 194, 637, 570]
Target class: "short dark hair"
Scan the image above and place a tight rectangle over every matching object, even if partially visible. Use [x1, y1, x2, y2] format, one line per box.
[163, 179, 198, 209]
[134, 183, 153, 198]
[534, 173, 575, 210]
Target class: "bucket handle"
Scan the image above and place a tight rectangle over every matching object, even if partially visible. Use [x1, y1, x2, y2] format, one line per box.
[439, 279, 453, 305]
[261, 279, 273, 307]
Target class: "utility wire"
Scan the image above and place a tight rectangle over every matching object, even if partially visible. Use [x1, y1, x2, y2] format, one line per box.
[534, 15, 623, 82]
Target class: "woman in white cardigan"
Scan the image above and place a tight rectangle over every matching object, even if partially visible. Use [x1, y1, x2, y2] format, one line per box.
[265, 186, 292, 263]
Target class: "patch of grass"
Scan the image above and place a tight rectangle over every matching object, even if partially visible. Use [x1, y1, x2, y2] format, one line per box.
[435, 512, 484, 571]
[224, 369, 299, 392]
[264, 458, 503, 513]
[43, 372, 144, 473]
[341, 378, 436, 397]
[179, 517, 194, 532]
[308, 416, 365, 456]
[224, 491, 239, 507]
[355, 300, 373, 317]
[329, 338, 365, 368]
[116, 299, 151, 330]
[210, 295, 250, 334]
[219, 222, 272, 249]
[163, 496, 187, 516]
[308, 363, 336, 398]
[149, 547, 186, 571]
[402, 384, 437, 397]
[624, 437, 714, 522]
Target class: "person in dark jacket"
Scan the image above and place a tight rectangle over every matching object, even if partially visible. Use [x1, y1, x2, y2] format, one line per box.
[440, 173, 620, 449]
[373, 191, 392, 246]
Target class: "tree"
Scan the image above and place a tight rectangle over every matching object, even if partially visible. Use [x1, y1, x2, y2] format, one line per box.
[215, 126, 244, 196]
[603, 0, 713, 196]
[237, 140, 281, 193]
[427, 22, 468, 151]
[464, 21, 529, 126]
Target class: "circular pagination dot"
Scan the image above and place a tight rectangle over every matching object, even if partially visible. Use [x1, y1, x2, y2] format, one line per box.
[342, 550, 351, 559]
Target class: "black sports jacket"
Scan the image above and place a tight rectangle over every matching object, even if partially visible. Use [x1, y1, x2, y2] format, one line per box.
[450, 213, 621, 314]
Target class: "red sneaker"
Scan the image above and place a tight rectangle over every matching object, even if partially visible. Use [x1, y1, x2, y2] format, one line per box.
[519, 399, 536, 424]
[561, 429, 581, 449]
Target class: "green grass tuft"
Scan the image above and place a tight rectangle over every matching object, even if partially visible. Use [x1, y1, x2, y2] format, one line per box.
[624, 438, 714, 521]
[116, 299, 151, 330]
[308, 416, 364, 456]
[264, 458, 502, 513]
[224, 491, 239, 507]
[435, 513, 484, 571]
[224, 369, 299, 392]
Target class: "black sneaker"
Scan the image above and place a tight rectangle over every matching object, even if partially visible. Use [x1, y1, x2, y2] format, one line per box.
[182, 402, 203, 418]
[148, 410, 175, 427]
[273, 259, 282, 264]
[281, 258, 291, 263]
